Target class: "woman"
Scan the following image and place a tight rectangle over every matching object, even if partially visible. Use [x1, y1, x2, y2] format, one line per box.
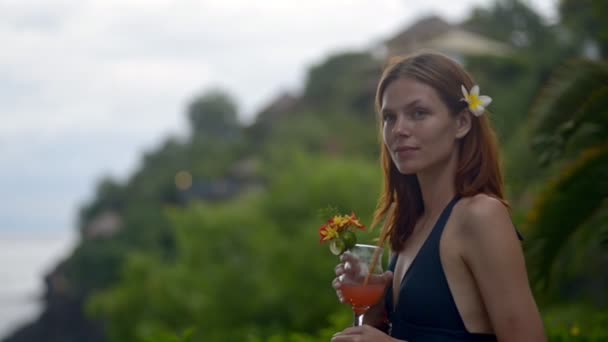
[331, 52, 546, 342]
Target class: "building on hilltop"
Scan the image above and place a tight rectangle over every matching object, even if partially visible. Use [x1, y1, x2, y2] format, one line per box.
[379, 16, 511, 63]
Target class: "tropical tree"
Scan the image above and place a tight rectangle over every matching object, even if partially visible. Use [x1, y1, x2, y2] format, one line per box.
[559, 0, 608, 58]
[87, 153, 383, 342]
[520, 59, 608, 338]
[187, 89, 241, 142]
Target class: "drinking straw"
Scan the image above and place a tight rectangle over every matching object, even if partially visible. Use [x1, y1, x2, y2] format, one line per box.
[363, 222, 390, 286]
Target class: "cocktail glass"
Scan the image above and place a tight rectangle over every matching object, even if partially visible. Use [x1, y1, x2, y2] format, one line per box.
[340, 244, 385, 326]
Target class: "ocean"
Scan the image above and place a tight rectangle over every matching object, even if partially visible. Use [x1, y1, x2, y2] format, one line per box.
[0, 232, 76, 339]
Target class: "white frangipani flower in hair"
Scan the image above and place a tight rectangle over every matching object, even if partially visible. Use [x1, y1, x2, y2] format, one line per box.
[461, 85, 492, 116]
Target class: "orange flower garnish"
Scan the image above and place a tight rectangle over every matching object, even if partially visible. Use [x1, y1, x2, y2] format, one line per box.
[319, 223, 339, 242]
[318, 212, 366, 255]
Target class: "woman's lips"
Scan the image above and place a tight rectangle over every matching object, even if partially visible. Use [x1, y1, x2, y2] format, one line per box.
[394, 146, 419, 158]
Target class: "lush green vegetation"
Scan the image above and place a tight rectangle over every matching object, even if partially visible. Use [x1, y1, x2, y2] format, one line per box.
[30, 0, 608, 341]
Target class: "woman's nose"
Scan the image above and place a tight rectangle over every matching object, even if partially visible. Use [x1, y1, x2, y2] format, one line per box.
[393, 115, 412, 136]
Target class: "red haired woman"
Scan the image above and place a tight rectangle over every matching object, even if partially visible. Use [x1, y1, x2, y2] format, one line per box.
[332, 52, 546, 342]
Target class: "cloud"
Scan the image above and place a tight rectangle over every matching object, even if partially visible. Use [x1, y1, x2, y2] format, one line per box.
[0, 127, 146, 232]
[0, 0, 556, 234]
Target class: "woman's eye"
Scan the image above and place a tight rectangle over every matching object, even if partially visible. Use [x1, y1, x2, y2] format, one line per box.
[382, 113, 395, 123]
[412, 110, 428, 119]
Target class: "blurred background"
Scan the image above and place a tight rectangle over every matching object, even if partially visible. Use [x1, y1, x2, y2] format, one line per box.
[1, 0, 607, 341]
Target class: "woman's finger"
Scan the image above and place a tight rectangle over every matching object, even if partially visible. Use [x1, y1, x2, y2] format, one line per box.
[340, 252, 362, 275]
[339, 252, 358, 263]
[335, 263, 344, 275]
[339, 326, 366, 335]
[338, 293, 345, 303]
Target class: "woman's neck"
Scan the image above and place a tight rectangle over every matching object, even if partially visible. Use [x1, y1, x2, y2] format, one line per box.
[416, 150, 459, 218]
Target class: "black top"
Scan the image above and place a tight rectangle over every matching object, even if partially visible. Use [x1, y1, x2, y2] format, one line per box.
[384, 196, 503, 342]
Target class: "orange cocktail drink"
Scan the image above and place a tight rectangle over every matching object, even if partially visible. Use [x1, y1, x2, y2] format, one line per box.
[339, 244, 385, 326]
[341, 283, 386, 314]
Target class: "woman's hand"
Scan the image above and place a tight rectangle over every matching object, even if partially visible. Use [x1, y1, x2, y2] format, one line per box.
[332, 252, 393, 304]
[331, 325, 404, 342]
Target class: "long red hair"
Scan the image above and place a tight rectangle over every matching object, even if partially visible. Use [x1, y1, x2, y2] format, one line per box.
[372, 52, 507, 252]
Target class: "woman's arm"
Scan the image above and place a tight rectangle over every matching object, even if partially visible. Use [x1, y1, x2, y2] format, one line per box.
[461, 195, 546, 342]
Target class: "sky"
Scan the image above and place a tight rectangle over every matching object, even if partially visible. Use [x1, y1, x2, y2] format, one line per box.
[0, 0, 556, 236]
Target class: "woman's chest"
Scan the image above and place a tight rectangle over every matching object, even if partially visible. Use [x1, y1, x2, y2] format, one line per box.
[391, 219, 465, 307]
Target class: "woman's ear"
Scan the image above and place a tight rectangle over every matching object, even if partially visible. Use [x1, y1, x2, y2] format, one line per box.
[455, 110, 472, 139]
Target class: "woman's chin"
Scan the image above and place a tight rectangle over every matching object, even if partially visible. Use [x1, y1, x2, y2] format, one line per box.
[395, 164, 419, 175]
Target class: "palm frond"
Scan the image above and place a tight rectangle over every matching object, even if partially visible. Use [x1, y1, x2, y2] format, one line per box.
[524, 143, 608, 289]
[529, 59, 608, 135]
[533, 84, 608, 166]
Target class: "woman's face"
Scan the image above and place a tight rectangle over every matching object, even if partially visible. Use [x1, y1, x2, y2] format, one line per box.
[381, 77, 462, 175]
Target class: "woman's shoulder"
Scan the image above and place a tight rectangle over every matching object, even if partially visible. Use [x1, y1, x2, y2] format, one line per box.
[454, 194, 513, 239]
[458, 193, 509, 216]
